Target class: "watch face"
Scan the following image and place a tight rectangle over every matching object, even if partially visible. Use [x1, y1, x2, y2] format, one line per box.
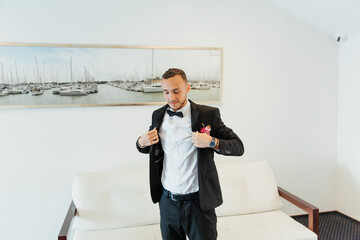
[209, 139, 216, 148]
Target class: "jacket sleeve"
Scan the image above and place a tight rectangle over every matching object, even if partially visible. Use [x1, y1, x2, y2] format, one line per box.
[212, 108, 244, 156]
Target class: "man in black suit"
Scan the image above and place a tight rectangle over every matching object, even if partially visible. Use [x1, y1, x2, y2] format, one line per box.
[136, 68, 244, 240]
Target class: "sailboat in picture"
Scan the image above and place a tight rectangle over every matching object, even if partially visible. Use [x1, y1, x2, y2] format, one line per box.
[0, 88, 9, 96]
[60, 56, 88, 96]
[0, 63, 9, 96]
[32, 57, 44, 96]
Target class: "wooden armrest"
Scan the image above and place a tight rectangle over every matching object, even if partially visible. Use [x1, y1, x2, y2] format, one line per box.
[58, 201, 77, 240]
[278, 186, 319, 237]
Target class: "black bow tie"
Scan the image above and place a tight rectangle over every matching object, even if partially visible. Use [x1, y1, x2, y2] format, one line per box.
[167, 109, 183, 118]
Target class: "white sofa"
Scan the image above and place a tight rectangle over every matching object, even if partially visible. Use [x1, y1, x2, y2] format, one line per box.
[59, 159, 319, 240]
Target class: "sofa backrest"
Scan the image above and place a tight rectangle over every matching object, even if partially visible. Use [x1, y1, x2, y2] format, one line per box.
[71, 159, 282, 231]
[216, 159, 283, 217]
[72, 166, 160, 231]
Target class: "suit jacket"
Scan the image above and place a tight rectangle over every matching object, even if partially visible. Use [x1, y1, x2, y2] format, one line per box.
[136, 99, 244, 211]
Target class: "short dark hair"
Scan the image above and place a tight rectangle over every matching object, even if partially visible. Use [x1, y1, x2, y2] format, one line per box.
[162, 68, 187, 82]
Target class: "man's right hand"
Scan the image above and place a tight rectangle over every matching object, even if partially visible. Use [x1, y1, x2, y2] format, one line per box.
[138, 128, 159, 147]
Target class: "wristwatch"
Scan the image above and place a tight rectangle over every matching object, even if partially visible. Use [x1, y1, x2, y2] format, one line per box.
[209, 137, 216, 148]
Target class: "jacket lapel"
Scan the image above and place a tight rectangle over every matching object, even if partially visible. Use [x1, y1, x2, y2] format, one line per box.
[190, 99, 200, 132]
[152, 104, 168, 130]
[150, 104, 167, 158]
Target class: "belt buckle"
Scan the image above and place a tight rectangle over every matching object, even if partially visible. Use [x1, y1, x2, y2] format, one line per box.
[170, 193, 177, 201]
[169, 191, 178, 202]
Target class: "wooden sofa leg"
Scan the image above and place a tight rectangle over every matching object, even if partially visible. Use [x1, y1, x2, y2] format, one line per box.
[309, 208, 319, 238]
[58, 201, 77, 240]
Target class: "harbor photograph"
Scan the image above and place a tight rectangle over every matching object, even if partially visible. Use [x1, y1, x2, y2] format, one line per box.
[0, 43, 222, 108]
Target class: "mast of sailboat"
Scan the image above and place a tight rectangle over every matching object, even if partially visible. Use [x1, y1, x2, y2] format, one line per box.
[70, 56, 73, 85]
[15, 61, 19, 85]
[84, 66, 86, 83]
[151, 49, 154, 81]
[35, 56, 41, 85]
[50, 69, 53, 85]
[1, 63, 4, 85]
[33, 69, 37, 84]
[10, 68, 13, 85]
[6, 72, 10, 85]
[56, 70, 60, 84]
[23, 69, 27, 83]
[43, 60, 46, 84]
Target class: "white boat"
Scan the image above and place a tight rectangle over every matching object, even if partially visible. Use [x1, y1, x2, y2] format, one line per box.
[60, 86, 71, 91]
[32, 88, 44, 96]
[53, 85, 70, 94]
[191, 83, 210, 90]
[85, 84, 98, 94]
[8, 88, 22, 94]
[60, 88, 88, 96]
[20, 86, 30, 94]
[59, 57, 88, 96]
[0, 89, 9, 96]
[133, 85, 144, 92]
[143, 83, 162, 93]
[41, 84, 51, 90]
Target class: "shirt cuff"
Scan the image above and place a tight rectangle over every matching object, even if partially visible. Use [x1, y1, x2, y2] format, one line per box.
[137, 137, 146, 148]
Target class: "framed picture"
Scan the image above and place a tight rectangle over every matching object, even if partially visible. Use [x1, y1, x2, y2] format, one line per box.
[0, 43, 222, 108]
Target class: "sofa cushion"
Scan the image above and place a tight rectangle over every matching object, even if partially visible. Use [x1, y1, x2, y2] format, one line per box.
[216, 159, 283, 217]
[72, 223, 238, 240]
[73, 224, 162, 240]
[218, 210, 318, 240]
[72, 211, 317, 240]
[72, 167, 160, 231]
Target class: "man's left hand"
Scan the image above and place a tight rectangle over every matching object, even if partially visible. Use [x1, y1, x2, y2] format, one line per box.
[192, 131, 212, 148]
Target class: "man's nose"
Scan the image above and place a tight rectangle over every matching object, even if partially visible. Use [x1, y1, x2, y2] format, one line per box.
[169, 93, 176, 101]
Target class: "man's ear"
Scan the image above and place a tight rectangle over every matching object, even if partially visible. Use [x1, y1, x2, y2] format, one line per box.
[186, 83, 191, 92]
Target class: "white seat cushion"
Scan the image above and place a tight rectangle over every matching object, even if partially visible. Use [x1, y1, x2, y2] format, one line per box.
[72, 210, 316, 240]
[73, 225, 232, 240]
[217, 210, 318, 240]
[73, 224, 162, 240]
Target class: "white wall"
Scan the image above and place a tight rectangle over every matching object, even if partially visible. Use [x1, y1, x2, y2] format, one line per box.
[337, 33, 360, 221]
[0, 0, 338, 239]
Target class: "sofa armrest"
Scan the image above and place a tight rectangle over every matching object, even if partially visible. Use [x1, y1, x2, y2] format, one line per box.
[58, 201, 77, 240]
[278, 186, 319, 238]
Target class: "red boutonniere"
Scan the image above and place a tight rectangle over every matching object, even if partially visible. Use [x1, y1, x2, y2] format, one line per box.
[200, 123, 211, 135]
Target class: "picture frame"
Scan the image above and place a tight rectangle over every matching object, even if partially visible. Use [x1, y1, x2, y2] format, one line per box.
[0, 42, 223, 109]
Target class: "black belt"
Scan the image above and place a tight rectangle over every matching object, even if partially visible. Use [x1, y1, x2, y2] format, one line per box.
[163, 189, 199, 201]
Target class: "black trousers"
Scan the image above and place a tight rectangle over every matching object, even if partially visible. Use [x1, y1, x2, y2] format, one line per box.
[159, 190, 217, 240]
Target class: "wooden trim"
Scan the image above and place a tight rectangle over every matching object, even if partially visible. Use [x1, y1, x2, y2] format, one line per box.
[58, 201, 77, 240]
[0, 42, 223, 50]
[278, 186, 319, 238]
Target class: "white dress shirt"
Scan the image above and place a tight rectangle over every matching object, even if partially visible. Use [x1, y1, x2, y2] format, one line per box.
[158, 100, 199, 194]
